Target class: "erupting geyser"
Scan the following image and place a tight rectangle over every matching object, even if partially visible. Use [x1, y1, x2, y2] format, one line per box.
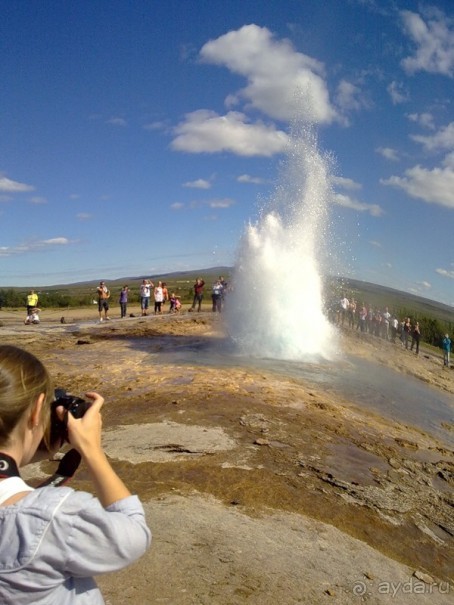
[226, 120, 335, 360]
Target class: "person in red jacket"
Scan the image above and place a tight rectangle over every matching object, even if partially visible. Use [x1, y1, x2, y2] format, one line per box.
[189, 278, 205, 312]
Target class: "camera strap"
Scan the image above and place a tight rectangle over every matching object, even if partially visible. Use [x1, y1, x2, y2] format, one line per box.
[38, 449, 81, 488]
[0, 452, 21, 479]
[0, 449, 81, 488]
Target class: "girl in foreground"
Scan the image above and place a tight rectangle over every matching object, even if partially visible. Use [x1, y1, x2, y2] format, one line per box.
[0, 345, 151, 604]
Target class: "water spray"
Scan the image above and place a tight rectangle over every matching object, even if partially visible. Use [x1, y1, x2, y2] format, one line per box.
[226, 119, 335, 360]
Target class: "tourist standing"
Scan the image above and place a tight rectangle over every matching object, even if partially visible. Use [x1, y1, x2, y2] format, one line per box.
[211, 279, 224, 313]
[140, 279, 153, 316]
[161, 283, 169, 308]
[26, 290, 38, 316]
[410, 321, 421, 355]
[119, 285, 129, 318]
[348, 299, 356, 329]
[97, 281, 110, 322]
[442, 334, 451, 367]
[357, 303, 367, 332]
[402, 317, 411, 349]
[154, 281, 164, 314]
[390, 316, 399, 343]
[373, 309, 382, 337]
[382, 307, 391, 340]
[189, 278, 205, 312]
[219, 276, 228, 307]
[339, 295, 349, 326]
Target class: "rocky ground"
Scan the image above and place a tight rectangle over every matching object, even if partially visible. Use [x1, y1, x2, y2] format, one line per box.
[1, 307, 453, 604]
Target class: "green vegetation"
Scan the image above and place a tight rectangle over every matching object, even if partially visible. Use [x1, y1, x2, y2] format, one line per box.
[0, 287, 97, 309]
[0, 267, 232, 310]
[1, 269, 452, 348]
[329, 277, 453, 347]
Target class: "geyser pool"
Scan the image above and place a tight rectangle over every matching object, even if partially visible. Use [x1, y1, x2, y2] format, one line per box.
[226, 121, 335, 360]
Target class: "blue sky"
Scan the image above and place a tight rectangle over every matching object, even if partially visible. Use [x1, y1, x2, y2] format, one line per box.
[1, 0, 453, 306]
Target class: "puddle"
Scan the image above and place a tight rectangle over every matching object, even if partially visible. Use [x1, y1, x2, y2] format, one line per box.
[52, 332, 453, 448]
[323, 441, 389, 486]
[135, 336, 453, 447]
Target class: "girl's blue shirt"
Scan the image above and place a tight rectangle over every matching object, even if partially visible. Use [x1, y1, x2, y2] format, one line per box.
[0, 485, 151, 604]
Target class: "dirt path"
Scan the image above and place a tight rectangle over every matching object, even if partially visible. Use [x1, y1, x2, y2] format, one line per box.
[4, 311, 453, 604]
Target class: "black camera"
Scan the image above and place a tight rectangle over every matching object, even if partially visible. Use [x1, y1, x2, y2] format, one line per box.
[50, 388, 90, 445]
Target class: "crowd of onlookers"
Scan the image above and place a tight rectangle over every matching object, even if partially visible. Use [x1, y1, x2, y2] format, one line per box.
[329, 295, 451, 367]
[21, 286, 452, 368]
[95, 276, 229, 322]
[22, 276, 230, 325]
[17, 276, 227, 320]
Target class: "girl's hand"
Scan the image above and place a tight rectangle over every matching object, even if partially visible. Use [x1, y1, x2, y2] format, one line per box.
[65, 392, 105, 458]
[65, 392, 131, 507]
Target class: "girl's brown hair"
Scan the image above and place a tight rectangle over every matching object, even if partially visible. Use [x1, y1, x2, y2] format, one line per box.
[0, 345, 54, 449]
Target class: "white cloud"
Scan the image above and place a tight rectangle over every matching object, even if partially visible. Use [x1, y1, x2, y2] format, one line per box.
[417, 280, 432, 289]
[376, 147, 400, 161]
[387, 81, 409, 105]
[183, 179, 212, 189]
[369, 240, 382, 247]
[410, 122, 454, 151]
[29, 196, 48, 204]
[400, 8, 454, 76]
[171, 110, 288, 157]
[436, 267, 454, 279]
[186, 198, 236, 210]
[381, 164, 454, 209]
[444, 152, 454, 168]
[208, 198, 235, 209]
[406, 112, 435, 129]
[335, 80, 367, 113]
[0, 176, 34, 193]
[76, 213, 92, 220]
[174, 197, 237, 212]
[332, 192, 383, 216]
[0, 237, 72, 257]
[331, 175, 362, 190]
[199, 24, 338, 124]
[106, 117, 127, 126]
[42, 237, 70, 245]
[237, 174, 267, 184]
[143, 120, 169, 131]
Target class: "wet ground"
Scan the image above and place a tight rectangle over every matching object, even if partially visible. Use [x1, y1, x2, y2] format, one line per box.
[4, 310, 453, 603]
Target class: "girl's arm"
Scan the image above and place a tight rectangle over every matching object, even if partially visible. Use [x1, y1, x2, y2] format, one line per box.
[65, 392, 131, 508]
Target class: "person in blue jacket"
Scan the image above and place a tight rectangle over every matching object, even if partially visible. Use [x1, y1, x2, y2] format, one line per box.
[442, 334, 451, 367]
[0, 345, 151, 605]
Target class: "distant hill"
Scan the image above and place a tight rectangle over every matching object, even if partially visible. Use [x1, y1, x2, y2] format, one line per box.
[35, 266, 233, 291]
[329, 276, 453, 323]
[4, 267, 453, 326]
